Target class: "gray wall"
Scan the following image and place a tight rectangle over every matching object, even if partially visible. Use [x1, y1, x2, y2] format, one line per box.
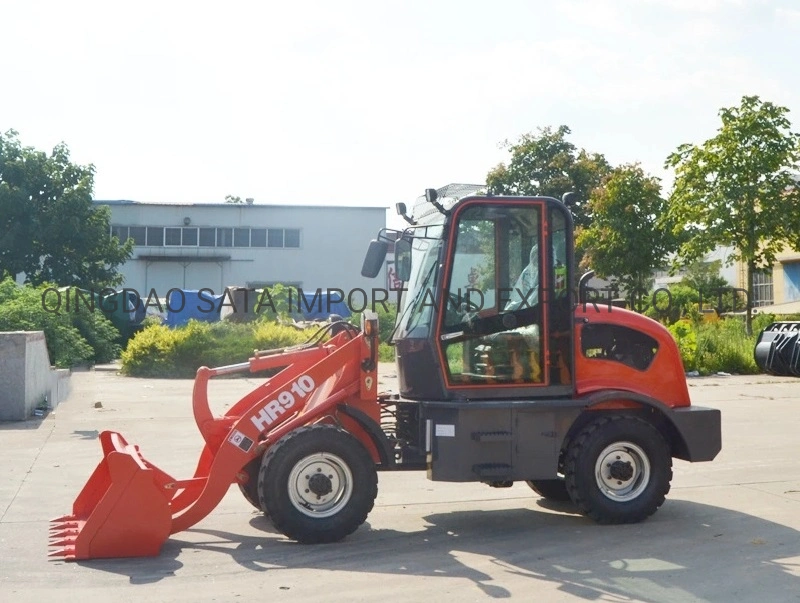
[0, 332, 70, 421]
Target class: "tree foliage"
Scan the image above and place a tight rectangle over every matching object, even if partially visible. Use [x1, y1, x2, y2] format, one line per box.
[0, 277, 120, 367]
[0, 130, 132, 288]
[665, 95, 800, 331]
[576, 164, 676, 293]
[486, 125, 612, 229]
[225, 194, 244, 204]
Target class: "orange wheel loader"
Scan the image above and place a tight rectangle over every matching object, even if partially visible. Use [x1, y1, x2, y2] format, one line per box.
[51, 185, 721, 560]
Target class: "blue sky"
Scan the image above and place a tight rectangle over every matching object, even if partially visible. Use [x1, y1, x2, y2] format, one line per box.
[2, 0, 798, 228]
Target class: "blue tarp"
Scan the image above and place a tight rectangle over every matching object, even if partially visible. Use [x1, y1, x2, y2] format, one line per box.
[165, 289, 224, 327]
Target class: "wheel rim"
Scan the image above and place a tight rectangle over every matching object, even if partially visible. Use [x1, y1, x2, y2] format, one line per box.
[594, 441, 651, 502]
[287, 452, 353, 518]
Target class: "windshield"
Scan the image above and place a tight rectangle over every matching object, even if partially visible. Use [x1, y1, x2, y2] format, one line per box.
[392, 224, 443, 340]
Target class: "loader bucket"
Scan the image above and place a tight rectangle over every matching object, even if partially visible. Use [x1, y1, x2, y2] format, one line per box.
[49, 431, 174, 561]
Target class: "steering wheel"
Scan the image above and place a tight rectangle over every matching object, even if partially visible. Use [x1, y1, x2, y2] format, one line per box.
[446, 293, 481, 322]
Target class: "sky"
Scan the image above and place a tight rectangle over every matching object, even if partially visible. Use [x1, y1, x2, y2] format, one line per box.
[2, 0, 799, 229]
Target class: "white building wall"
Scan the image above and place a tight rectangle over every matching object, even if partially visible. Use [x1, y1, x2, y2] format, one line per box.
[97, 201, 387, 299]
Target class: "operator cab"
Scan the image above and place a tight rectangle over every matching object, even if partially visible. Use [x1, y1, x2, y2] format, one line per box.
[364, 185, 575, 401]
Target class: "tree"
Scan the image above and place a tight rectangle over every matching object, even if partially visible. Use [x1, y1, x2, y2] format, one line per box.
[0, 131, 132, 289]
[225, 195, 244, 204]
[680, 259, 727, 293]
[576, 164, 676, 296]
[486, 125, 612, 230]
[665, 96, 800, 332]
[678, 259, 742, 314]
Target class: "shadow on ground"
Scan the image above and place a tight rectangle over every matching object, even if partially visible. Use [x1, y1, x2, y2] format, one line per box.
[75, 500, 799, 601]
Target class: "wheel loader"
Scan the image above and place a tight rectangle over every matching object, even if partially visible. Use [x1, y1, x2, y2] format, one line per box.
[51, 185, 721, 560]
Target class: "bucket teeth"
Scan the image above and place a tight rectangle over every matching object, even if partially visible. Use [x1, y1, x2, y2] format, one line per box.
[48, 547, 76, 560]
[49, 530, 78, 540]
[50, 521, 80, 532]
[48, 538, 76, 547]
[50, 514, 76, 522]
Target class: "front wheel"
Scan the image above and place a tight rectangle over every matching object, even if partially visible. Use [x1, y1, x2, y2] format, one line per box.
[258, 424, 378, 543]
[238, 456, 265, 511]
[564, 415, 672, 524]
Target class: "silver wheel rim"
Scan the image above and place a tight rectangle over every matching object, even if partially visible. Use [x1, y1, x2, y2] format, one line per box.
[594, 441, 650, 502]
[287, 453, 353, 518]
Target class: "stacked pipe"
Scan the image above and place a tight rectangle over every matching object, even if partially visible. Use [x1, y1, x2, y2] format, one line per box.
[754, 322, 800, 376]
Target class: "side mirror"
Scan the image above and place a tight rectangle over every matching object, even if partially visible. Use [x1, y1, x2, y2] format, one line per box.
[361, 240, 389, 278]
[425, 187, 448, 215]
[396, 202, 416, 225]
[394, 239, 412, 281]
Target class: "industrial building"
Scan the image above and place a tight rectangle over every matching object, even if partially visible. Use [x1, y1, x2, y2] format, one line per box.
[96, 200, 387, 298]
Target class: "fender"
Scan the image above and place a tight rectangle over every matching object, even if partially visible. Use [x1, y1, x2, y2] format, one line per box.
[337, 404, 396, 469]
[579, 389, 721, 462]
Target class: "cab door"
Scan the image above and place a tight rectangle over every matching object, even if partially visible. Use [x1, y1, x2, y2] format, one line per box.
[436, 198, 574, 399]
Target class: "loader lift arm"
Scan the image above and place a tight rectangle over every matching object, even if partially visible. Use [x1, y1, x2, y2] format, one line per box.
[51, 317, 383, 560]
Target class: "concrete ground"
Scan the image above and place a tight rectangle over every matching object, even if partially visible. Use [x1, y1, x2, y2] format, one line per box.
[0, 364, 798, 603]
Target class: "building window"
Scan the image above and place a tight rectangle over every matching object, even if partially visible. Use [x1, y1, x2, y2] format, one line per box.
[752, 269, 774, 307]
[251, 228, 267, 247]
[285, 228, 300, 248]
[268, 229, 284, 248]
[199, 228, 216, 247]
[165, 227, 182, 246]
[265, 228, 301, 248]
[147, 227, 164, 246]
[112, 226, 128, 242]
[111, 225, 285, 248]
[217, 228, 233, 247]
[128, 226, 147, 246]
[182, 227, 198, 246]
[234, 228, 250, 247]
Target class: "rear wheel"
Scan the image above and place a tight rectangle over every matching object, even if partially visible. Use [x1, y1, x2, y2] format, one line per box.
[258, 424, 378, 543]
[526, 478, 571, 502]
[565, 415, 672, 524]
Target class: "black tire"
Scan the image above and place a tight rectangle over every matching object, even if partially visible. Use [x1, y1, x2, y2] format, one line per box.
[564, 415, 672, 524]
[238, 456, 265, 512]
[526, 478, 571, 502]
[258, 424, 378, 543]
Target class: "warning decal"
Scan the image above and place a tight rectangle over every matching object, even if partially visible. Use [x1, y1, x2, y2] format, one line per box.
[228, 430, 254, 453]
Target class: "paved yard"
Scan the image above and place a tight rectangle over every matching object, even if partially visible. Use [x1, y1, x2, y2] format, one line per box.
[0, 366, 798, 602]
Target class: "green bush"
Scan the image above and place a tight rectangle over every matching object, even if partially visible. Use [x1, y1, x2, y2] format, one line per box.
[668, 319, 698, 372]
[0, 278, 120, 367]
[378, 342, 395, 362]
[118, 323, 179, 377]
[645, 284, 700, 324]
[120, 320, 314, 377]
[667, 317, 762, 375]
[695, 319, 759, 375]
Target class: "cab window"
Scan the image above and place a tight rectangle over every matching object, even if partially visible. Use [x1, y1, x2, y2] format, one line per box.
[440, 204, 545, 385]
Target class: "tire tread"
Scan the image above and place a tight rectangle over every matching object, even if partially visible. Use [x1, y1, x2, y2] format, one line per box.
[564, 415, 672, 524]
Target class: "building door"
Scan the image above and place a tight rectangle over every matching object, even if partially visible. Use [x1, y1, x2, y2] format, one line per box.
[185, 262, 223, 293]
[785, 263, 800, 302]
[145, 261, 225, 295]
[145, 262, 184, 295]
